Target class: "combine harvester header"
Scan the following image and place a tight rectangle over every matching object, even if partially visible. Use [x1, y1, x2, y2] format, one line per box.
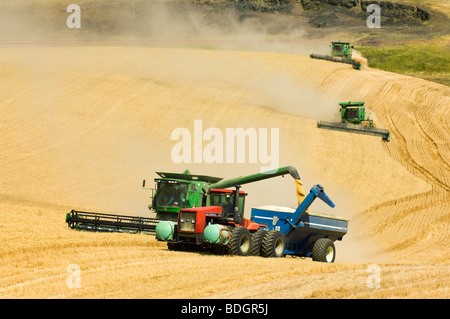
[66, 169, 223, 234]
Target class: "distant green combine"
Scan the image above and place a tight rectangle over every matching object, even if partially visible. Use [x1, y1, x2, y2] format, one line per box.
[317, 101, 391, 142]
[310, 41, 362, 70]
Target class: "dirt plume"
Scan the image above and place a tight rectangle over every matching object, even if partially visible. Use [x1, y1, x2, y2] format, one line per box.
[352, 49, 368, 68]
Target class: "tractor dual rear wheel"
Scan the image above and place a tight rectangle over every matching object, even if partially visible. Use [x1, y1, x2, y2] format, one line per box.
[261, 230, 285, 258]
[250, 228, 267, 256]
[227, 227, 252, 256]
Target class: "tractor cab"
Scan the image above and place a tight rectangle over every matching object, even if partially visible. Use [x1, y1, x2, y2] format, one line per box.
[208, 189, 247, 220]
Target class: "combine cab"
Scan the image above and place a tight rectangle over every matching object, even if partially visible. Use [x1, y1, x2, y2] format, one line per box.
[310, 41, 362, 70]
[317, 101, 391, 142]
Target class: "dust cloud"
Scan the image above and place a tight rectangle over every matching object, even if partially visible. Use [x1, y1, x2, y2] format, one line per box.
[352, 49, 369, 69]
[0, 0, 331, 54]
[0, 0, 339, 122]
[0, 1, 343, 214]
[98, 0, 340, 121]
[89, 0, 328, 56]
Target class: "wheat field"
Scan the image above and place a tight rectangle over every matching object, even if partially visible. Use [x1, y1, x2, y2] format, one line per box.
[0, 44, 448, 299]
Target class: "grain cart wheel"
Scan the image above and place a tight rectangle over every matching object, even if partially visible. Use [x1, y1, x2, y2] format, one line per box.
[312, 238, 336, 263]
[261, 230, 285, 258]
[227, 227, 252, 256]
[250, 228, 267, 256]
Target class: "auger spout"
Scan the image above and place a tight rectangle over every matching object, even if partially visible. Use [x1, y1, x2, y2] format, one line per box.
[207, 166, 300, 191]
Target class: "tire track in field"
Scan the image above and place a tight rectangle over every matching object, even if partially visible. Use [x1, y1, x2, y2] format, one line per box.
[412, 113, 450, 173]
[356, 190, 440, 229]
[350, 75, 449, 257]
[384, 204, 450, 257]
[385, 105, 450, 193]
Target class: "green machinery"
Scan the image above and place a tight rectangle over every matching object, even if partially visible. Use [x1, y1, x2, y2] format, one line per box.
[310, 41, 362, 70]
[66, 170, 222, 234]
[155, 168, 348, 262]
[65, 167, 301, 234]
[66, 166, 350, 262]
[317, 101, 391, 142]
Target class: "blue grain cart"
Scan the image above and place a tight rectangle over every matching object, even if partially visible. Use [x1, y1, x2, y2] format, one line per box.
[251, 185, 348, 262]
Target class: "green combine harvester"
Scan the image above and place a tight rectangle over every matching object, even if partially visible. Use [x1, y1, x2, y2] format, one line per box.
[310, 41, 362, 70]
[65, 167, 303, 235]
[65, 170, 223, 234]
[317, 101, 391, 142]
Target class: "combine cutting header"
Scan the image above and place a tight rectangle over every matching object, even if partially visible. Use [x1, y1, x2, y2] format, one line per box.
[66, 169, 223, 234]
[310, 41, 362, 70]
[317, 101, 391, 142]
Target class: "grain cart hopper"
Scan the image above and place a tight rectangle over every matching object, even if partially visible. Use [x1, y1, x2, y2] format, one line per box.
[155, 166, 348, 262]
[65, 170, 223, 234]
[310, 41, 362, 70]
[317, 101, 391, 141]
[251, 185, 348, 262]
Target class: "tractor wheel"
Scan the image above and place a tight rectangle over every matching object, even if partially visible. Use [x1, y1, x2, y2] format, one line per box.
[226, 227, 252, 256]
[250, 228, 267, 256]
[261, 230, 285, 258]
[312, 238, 336, 263]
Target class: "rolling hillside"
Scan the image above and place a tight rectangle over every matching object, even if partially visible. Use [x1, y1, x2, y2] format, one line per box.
[0, 45, 448, 298]
[0, 0, 449, 299]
